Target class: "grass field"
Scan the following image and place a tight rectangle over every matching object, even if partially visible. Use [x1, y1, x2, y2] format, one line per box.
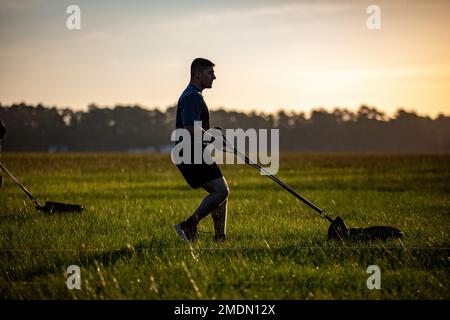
[0, 153, 449, 299]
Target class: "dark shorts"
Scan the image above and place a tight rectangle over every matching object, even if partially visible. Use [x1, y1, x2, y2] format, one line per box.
[175, 143, 223, 189]
[176, 162, 223, 189]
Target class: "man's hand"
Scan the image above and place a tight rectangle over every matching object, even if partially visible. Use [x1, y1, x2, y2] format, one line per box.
[204, 127, 231, 151]
[187, 126, 229, 152]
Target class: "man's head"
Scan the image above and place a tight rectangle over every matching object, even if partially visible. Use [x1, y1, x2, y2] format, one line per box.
[190, 58, 216, 90]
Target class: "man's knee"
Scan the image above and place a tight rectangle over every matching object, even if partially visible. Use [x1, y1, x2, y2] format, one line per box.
[204, 177, 230, 201]
[213, 177, 229, 202]
[220, 178, 230, 200]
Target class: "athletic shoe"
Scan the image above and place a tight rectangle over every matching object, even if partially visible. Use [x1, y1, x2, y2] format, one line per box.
[214, 234, 226, 242]
[174, 221, 198, 241]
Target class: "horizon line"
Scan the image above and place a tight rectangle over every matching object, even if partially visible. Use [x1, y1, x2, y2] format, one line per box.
[1, 100, 449, 120]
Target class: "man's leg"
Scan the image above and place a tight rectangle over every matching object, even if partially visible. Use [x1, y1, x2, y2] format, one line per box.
[193, 176, 229, 222]
[201, 177, 228, 240]
[211, 198, 227, 241]
[175, 177, 230, 240]
[177, 177, 229, 241]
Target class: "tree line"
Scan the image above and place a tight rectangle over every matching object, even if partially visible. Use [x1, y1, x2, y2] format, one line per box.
[0, 102, 449, 152]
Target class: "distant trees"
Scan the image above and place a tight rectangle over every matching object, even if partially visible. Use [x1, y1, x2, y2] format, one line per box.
[0, 102, 448, 153]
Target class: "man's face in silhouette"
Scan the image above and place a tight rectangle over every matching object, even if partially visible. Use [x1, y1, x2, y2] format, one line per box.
[196, 66, 216, 89]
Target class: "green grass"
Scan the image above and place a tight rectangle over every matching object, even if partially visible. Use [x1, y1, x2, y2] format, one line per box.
[0, 153, 449, 299]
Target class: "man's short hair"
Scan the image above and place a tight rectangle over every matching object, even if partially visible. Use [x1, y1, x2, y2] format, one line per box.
[191, 58, 215, 77]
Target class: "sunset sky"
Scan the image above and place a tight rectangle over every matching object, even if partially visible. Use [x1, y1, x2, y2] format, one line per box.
[1, 0, 449, 117]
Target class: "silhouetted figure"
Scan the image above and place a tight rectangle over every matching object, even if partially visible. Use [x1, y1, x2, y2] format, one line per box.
[0, 119, 5, 140]
[173, 58, 229, 242]
[0, 118, 6, 187]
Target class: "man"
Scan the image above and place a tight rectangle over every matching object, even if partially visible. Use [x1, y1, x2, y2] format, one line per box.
[0, 118, 6, 187]
[174, 58, 229, 242]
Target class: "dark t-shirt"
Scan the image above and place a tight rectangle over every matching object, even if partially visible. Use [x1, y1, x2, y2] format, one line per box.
[175, 84, 210, 130]
[174, 85, 222, 186]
